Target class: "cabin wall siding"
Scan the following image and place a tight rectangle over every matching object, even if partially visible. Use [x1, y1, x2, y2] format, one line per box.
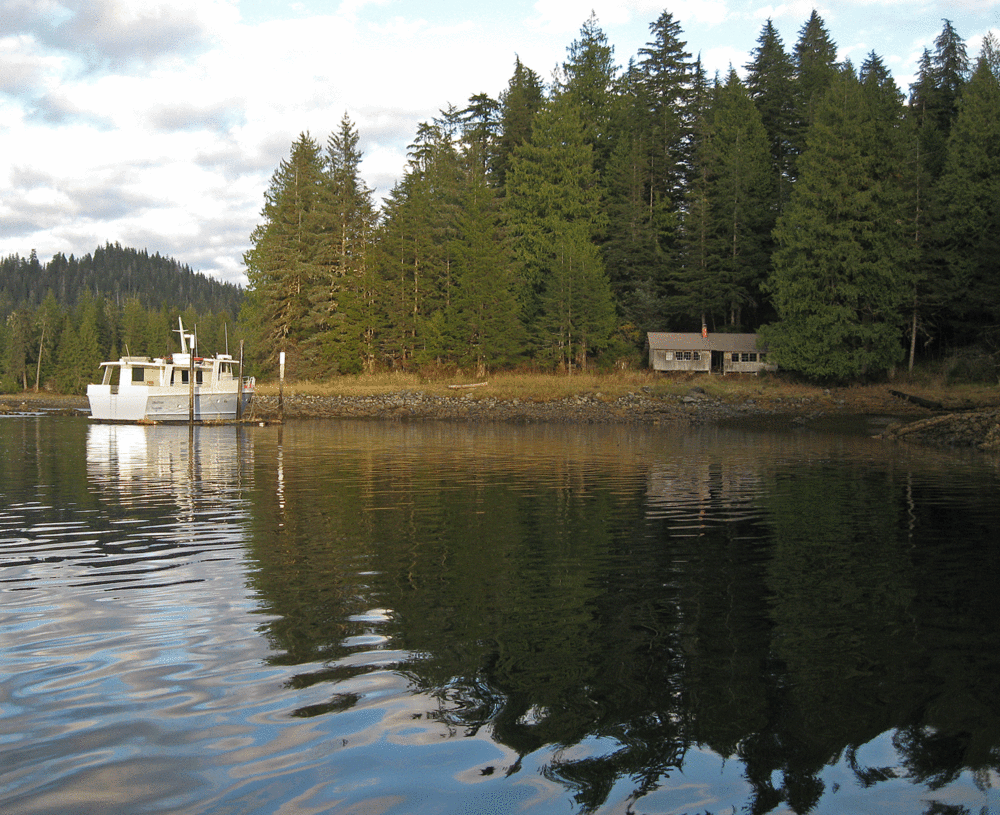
[647, 333, 777, 374]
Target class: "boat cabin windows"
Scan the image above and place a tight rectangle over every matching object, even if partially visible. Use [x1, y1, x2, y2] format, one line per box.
[172, 369, 204, 386]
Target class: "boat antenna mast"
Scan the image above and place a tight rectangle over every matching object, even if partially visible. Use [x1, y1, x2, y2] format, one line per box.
[175, 317, 196, 357]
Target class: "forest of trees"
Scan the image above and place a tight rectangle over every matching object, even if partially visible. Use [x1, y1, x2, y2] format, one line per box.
[0, 243, 243, 393]
[243, 12, 1000, 382]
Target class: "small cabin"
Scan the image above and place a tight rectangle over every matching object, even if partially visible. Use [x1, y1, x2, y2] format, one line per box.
[647, 332, 777, 374]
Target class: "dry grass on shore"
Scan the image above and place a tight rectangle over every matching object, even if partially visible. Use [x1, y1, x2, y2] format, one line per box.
[2, 364, 994, 413]
[253, 370, 864, 404]
[248, 367, 998, 412]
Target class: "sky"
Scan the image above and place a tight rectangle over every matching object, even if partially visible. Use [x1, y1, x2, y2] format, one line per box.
[2, 0, 998, 288]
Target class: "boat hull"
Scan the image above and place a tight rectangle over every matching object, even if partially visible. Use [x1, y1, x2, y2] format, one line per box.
[88, 384, 252, 422]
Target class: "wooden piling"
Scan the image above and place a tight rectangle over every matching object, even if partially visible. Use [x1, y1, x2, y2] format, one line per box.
[188, 351, 195, 423]
[278, 351, 285, 423]
[237, 340, 245, 421]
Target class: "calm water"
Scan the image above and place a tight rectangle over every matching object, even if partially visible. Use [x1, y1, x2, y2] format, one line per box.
[2, 415, 999, 815]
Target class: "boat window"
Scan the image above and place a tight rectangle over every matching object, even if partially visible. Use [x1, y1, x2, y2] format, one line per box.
[174, 369, 189, 385]
[131, 367, 145, 383]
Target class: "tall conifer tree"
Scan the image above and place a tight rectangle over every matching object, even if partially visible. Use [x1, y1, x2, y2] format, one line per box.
[556, 12, 618, 173]
[305, 114, 379, 374]
[745, 19, 795, 207]
[504, 98, 615, 368]
[677, 71, 773, 329]
[495, 57, 544, 190]
[790, 11, 839, 163]
[931, 59, 1000, 344]
[242, 133, 328, 373]
[763, 65, 912, 379]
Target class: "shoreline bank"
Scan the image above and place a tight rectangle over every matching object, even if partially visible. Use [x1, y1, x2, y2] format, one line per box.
[4, 386, 998, 450]
[3, 386, 998, 450]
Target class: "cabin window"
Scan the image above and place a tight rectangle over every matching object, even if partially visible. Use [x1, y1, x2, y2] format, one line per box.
[731, 353, 739, 362]
[692, 351, 700, 361]
[749, 353, 758, 362]
[131, 367, 145, 383]
[174, 369, 189, 385]
[741, 353, 750, 362]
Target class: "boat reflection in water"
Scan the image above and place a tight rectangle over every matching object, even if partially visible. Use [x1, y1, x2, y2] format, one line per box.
[86, 422, 252, 502]
[84, 422, 254, 583]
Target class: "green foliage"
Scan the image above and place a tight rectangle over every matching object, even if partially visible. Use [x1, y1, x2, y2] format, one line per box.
[745, 19, 795, 210]
[229, 10, 996, 381]
[0, 256, 240, 393]
[504, 98, 615, 368]
[677, 71, 775, 329]
[763, 67, 913, 380]
[242, 132, 329, 376]
[929, 60, 1000, 345]
[0, 243, 242, 316]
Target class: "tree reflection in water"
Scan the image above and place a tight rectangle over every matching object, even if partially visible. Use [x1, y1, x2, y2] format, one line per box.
[245, 422, 1000, 814]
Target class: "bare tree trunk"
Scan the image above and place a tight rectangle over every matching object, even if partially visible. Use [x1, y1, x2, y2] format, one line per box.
[35, 321, 45, 392]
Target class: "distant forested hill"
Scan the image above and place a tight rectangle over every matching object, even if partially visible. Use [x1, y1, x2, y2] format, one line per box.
[0, 244, 247, 393]
[0, 243, 243, 315]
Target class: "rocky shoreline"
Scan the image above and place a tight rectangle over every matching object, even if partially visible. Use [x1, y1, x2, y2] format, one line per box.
[3, 389, 998, 450]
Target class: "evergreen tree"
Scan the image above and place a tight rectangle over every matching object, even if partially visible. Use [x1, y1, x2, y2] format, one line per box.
[459, 93, 502, 181]
[678, 71, 774, 329]
[930, 59, 1000, 344]
[555, 12, 618, 173]
[504, 98, 615, 368]
[495, 57, 545, 190]
[54, 290, 102, 392]
[600, 11, 693, 337]
[34, 290, 62, 389]
[3, 309, 32, 391]
[445, 170, 524, 374]
[790, 11, 839, 162]
[636, 10, 694, 218]
[120, 297, 148, 356]
[242, 132, 328, 375]
[981, 32, 1000, 79]
[762, 66, 913, 379]
[304, 114, 380, 374]
[602, 65, 666, 334]
[910, 21, 971, 182]
[376, 118, 464, 366]
[744, 19, 796, 208]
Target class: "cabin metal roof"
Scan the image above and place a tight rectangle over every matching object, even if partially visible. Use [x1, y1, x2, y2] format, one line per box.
[647, 333, 766, 353]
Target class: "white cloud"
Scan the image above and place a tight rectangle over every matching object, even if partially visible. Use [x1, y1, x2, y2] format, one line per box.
[2, 0, 997, 287]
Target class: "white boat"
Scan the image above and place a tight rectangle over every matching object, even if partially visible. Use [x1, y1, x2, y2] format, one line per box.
[87, 319, 254, 422]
